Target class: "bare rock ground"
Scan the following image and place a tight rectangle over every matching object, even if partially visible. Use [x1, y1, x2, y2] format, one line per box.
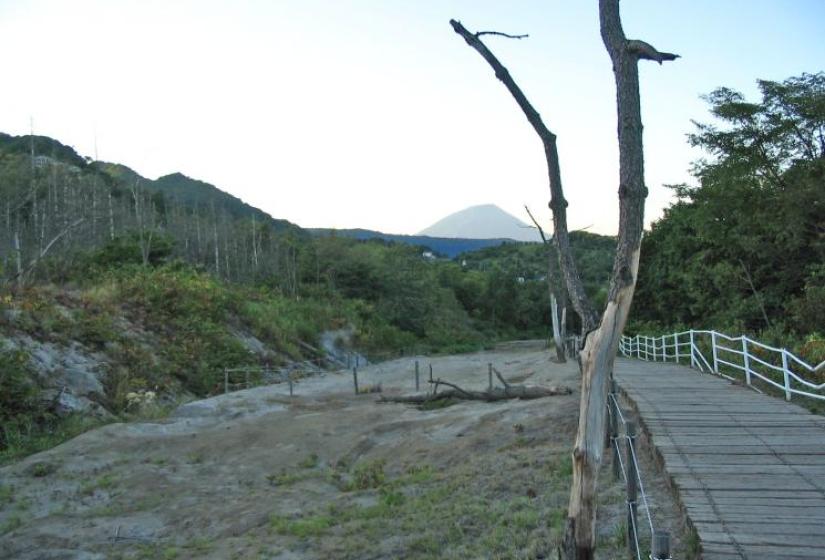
[0, 341, 691, 559]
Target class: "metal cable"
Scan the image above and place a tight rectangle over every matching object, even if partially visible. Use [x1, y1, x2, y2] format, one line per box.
[609, 393, 626, 425]
[612, 437, 628, 483]
[628, 438, 656, 537]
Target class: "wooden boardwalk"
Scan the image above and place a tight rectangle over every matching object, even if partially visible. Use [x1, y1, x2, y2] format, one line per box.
[614, 358, 825, 560]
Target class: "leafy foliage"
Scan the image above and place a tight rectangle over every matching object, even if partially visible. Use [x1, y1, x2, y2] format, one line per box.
[632, 73, 824, 353]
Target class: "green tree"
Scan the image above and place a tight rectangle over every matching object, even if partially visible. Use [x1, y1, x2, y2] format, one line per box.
[634, 72, 825, 335]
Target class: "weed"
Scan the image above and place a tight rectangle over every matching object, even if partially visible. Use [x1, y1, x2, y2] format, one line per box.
[186, 452, 204, 464]
[403, 464, 435, 484]
[0, 484, 13, 505]
[270, 513, 333, 538]
[612, 521, 628, 548]
[0, 513, 23, 534]
[419, 397, 459, 411]
[685, 525, 701, 559]
[266, 469, 316, 487]
[79, 473, 118, 496]
[347, 459, 386, 491]
[27, 461, 59, 477]
[298, 453, 319, 469]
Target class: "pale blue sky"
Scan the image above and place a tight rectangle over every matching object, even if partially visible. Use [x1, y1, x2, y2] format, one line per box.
[1, 1, 823, 236]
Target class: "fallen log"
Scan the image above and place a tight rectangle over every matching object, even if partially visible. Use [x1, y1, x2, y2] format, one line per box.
[379, 377, 571, 404]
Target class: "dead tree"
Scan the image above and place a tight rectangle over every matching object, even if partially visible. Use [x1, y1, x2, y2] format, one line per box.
[525, 205, 566, 363]
[450, 2, 677, 557]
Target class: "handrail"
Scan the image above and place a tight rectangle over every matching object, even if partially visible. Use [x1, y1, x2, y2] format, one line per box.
[619, 330, 825, 402]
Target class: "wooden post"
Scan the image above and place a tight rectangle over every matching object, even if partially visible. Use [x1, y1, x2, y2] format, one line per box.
[742, 337, 751, 386]
[353, 367, 359, 395]
[488, 363, 493, 391]
[288, 371, 293, 397]
[609, 381, 620, 480]
[429, 364, 433, 383]
[415, 360, 420, 391]
[652, 530, 670, 560]
[711, 331, 720, 374]
[636, 335, 641, 359]
[782, 349, 791, 401]
[625, 420, 638, 559]
[356, 355, 360, 368]
[224, 368, 229, 394]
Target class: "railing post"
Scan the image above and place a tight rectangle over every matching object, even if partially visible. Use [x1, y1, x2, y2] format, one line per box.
[689, 330, 696, 369]
[674, 333, 680, 364]
[288, 371, 293, 396]
[224, 368, 229, 394]
[353, 367, 359, 395]
[782, 350, 792, 401]
[711, 331, 720, 374]
[636, 335, 641, 359]
[742, 337, 752, 386]
[415, 360, 420, 391]
[652, 530, 671, 560]
[488, 363, 493, 391]
[625, 420, 639, 559]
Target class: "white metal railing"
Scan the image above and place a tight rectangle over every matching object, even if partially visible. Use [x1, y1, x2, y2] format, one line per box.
[619, 330, 825, 402]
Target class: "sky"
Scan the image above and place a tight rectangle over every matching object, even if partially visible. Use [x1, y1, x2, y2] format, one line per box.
[1, 1, 823, 237]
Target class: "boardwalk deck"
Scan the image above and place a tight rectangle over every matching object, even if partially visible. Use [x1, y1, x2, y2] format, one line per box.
[614, 358, 825, 560]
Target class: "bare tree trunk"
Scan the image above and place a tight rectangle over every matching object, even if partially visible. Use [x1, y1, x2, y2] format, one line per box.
[551, 294, 566, 361]
[525, 205, 567, 362]
[449, 7, 677, 558]
[13, 230, 22, 281]
[108, 189, 115, 240]
[562, 3, 678, 558]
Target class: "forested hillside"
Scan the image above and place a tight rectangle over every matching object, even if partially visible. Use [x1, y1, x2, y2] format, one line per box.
[631, 73, 824, 358]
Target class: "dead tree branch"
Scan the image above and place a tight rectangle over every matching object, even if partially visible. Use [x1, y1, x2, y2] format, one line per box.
[475, 30, 529, 40]
[380, 378, 570, 404]
[450, 18, 599, 334]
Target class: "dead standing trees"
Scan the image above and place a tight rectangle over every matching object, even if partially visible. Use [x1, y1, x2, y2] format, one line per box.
[450, 2, 676, 558]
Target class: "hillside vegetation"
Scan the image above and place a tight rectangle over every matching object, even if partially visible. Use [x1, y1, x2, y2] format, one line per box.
[0, 134, 615, 462]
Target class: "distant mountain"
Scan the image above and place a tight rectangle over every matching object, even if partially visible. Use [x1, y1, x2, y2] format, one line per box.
[418, 204, 540, 243]
[308, 228, 518, 258]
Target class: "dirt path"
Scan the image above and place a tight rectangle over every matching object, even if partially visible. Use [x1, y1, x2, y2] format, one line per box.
[0, 342, 690, 559]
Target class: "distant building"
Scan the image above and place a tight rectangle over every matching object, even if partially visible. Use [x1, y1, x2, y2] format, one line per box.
[422, 251, 435, 260]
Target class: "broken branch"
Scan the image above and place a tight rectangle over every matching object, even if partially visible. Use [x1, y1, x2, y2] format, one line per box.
[475, 30, 529, 40]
